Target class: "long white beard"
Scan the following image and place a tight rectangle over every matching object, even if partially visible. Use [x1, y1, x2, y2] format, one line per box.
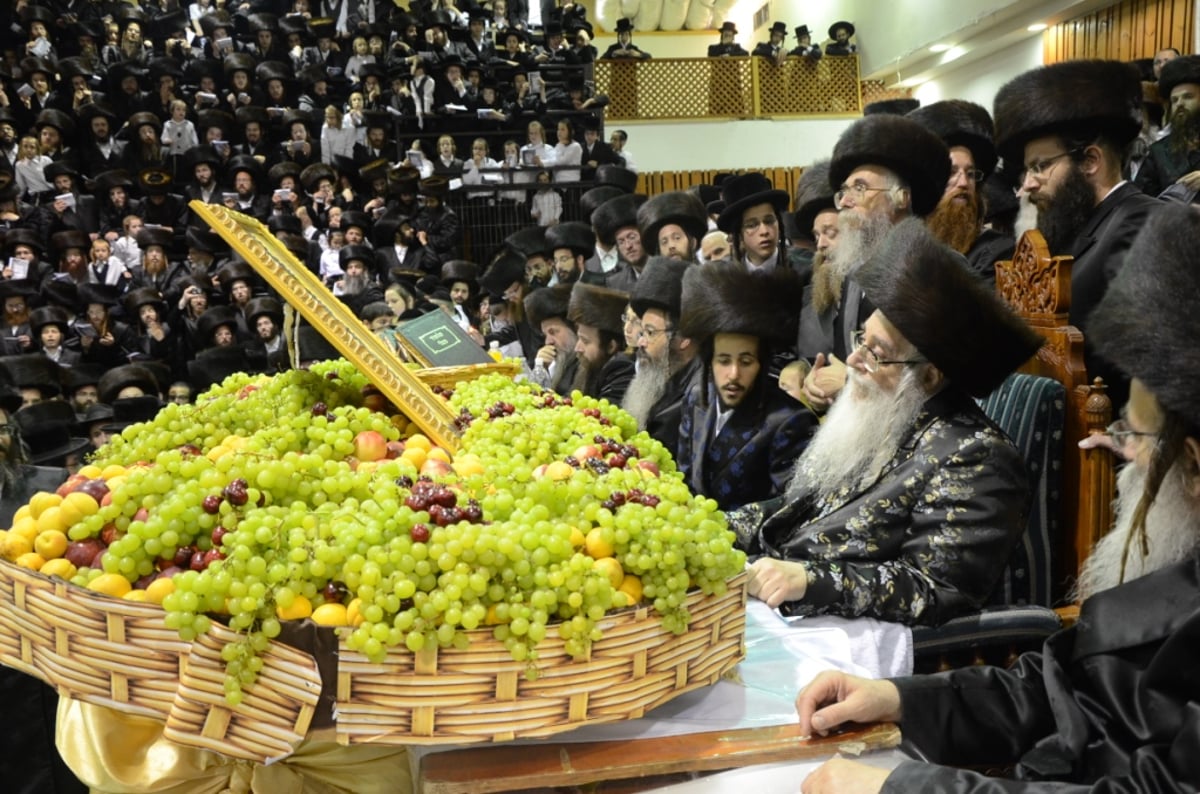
[1073, 461, 1200, 601]
[622, 352, 670, 429]
[785, 366, 927, 504]
[828, 208, 894, 283]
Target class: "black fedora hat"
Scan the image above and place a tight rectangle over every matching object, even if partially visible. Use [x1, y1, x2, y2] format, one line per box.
[15, 401, 89, 465]
[715, 173, 790, 234]
[828, 21, 855, 39]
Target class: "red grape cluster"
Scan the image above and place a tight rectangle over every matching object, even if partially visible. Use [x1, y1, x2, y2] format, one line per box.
[601, 488, 661, 512]
[403, 478, 484, 527]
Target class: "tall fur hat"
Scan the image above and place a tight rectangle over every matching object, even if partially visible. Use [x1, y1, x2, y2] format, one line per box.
[440, 259, 478, 288]
[637, 191, 708, 255]
[0, 354, 64, 396]
[244, 297, 283, 326]
[300, 162, 337, 192]
[1089, 204, 1200, 427]
[594, 165, 639, 193]
[50, 230, 90, 259]
[993, 60, 1143, 167]
[793, 160, 836, 242]
[629, 257, 688, 319]
[1158, 55, 1200, 106]
[863, 98, 919, 116]
[479, 249, 526, 301]
[592, 193, 647, 247]
[906, 99, 998, 178]
[546, 222, 595, 258]
[579, 186, 624, 223]
[195, 306, 240, 345]
[567, 282, 629, 337]
[121, 287, 166, 320]
[856, 218, 1042, 398]
[829, 115, 950, 218]
[678, 264, 804, 344]
[217, 261, 257, 294]
[98, 363, 160, 404]
[136, 227, 173, 250]
[505, 226, 550, 260]
[523, 283, 573, 329]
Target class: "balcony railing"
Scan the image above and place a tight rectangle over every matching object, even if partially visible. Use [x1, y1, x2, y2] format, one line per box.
[594, 55, 863, 122]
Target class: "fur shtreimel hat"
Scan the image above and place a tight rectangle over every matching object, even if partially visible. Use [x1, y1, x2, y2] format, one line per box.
[1158, 55, 1200, 107]
[793, 160, 836, 242]
[1090, 205, 1200, 427]
[567, 282, 629, 337]
[478, 249, 526, 301]
[592, 193, 647, 247]
[136, 227, 173, 251]
[579, 186, 624, 224]
[629, 257, 688, 319]
[98, 363, 160, 405]
[594, 165, 638, 194]
[524, 283, 573, 329]
[244, 297, 283, 326]
[546, 222, 596, 258]
[906, 99, 998, 179]
[505, 226, 550, 260]
[856, 218, 1042, 398]
[829, 115, 950, 218]
[678, 263, 804, 345]
[993, 60, 1143, 167]
[637, 191, 708, 255]
[863, 98, 919, 116]
[0, 354, 63, 396]
[440, 259, 479, 288]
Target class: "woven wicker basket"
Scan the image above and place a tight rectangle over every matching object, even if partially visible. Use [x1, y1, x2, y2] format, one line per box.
[0, 559, 747, 761]
[415, 361, 522, 391]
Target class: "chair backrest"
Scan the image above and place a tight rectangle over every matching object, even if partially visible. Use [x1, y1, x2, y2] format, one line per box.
[978, 373, 1066, 607]
[995, 230, 1115, 603]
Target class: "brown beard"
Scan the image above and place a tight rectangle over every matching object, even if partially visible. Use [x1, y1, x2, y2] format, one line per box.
[926, 189, 982, 255]
[810, 250, 842, 314]
[1168, 105, 1200, 157]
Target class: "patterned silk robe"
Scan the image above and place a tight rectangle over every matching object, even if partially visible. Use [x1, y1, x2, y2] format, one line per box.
[730, 389, 1030, 626]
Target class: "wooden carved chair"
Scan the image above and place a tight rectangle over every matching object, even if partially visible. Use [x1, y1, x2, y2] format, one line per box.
[913, 231, 1116, 670]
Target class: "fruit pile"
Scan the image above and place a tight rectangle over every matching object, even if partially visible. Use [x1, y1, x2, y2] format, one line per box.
[1, 365, 743, 705]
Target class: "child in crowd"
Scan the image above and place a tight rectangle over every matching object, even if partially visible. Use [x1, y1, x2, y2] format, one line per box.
[111, 215, 144, 271]
[319, 211, 346, 287]
[529, 169, 561, 227]
[344, 36, 376, 83]
[162, 99, 199, 155]
[14, 135, 52, 200]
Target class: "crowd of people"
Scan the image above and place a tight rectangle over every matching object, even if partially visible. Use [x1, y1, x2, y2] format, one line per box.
[708, 19, 856, 61]
[2, 2, 1200, 792]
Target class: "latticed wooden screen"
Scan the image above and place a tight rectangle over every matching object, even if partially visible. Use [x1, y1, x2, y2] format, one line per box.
[860, 80, 914, 110]
[597, 56, 867, 121]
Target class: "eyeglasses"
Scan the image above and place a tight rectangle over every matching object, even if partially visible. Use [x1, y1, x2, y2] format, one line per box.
[851, 330, 926, 373]
[615, 231, 640, 247]
[639, 325, 673, 342]
[834, 182, 891, 210]
[1105, 419, 1157, 449]
[949, 166, 986, 184]
[1023, 150, 1077, 180]
[741, 215, 778, 233]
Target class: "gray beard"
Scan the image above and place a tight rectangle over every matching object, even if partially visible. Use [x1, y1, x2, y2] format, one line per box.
[622, 353, 671, 428]
[343, 273, 368, 295]
[1072, 461, 1200, 601]
[828, 208, 894, 283]
[785, 367, 927, 505]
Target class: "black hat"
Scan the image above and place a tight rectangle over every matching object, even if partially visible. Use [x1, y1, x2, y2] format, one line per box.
[793, 160, 836, 242]
[567, 282, 628, 337]
[0, 354, 64, 397]
[424, 9, 456, 31]
[637, 191, 708, 254]
[98, 364, 160, 404]
[35, 109, 75, 138]
[309, 18, 336, 40]
[4, 228, 44, 258]
[0, 365, 21, 414]
[592, 193, 647, 247]
[907, 99, 998, 179]
[149, 9, 187, 41]
[234, 105, 270, 128]
[198, 11, 232, 39]
[276, 232, 310, 263]
[1090, 205, 1200, 427]
[579, 186, 625, 224]
[828, 21, 855, 38]
[122, 287, 167, 321]
[419, 177, 450, 199]
[594, 164, 639, 193]
[148, 56, 184, 83]
[127, 112, 164, 140]
[340, 211, 372, 234]
[339, 245, 373, 269]
[186, 226, 227, 256]
[244, 297, 283, 326]
[0, 169, 16, 203]
[300, 162, 337, 192]
[523, 283, 573, 328]
[279, 15, 311, 42]
[77, 101, 119, 125]
[108, 62, 149, 92]
[718, 22, 738, 35]
[78, 283, 122, 309]
[64, 364, 104, 395]
[829, 114, 950, 217]
[224, 52, 257, 78]
[57, 57, 94, 82]
[136, 227, 173, 251]
[50, 230, 91, 259]
[679, 263, 804, 345]
[1157, 54, 1200, 107]
[546, 222, 596, 259]
[769, 22, 787, 36]
[19, 57, 55, 80]
[20, 5, 56, 26]
[226, 154, 263, 183]
[479, 249, 527, 301]
[0, 279, 37, 301]
[40, 281, 79, 313]
[92, 170, 134, 194]
[715, 173, 789, 234]
[195, 110, 235, 142]
[256, 60, 293, 85]
[184, 57, 224, 86]
[246, 12, 278, 34]
[101, 396, 162, 433]
[616, 19, 634, 34]
[268, 160, 303, 187]
[79, 402, 114, 432]
[505, 226, 551, 261]
[864, 98, 921, 116]
[857, 218, 1041, 398]
[15, 401, 89, 465]
[43, 161, 81, 185]
[187, 345, 252, 390]
[795, 25, 811, 39]
[29, 306, 72, 337]
[440, 260, 479, 288]
[993, 60, 1143, 168]
[630, 257, 688, 319]
[370, 214, 413, 249]
[195, 305, 240, 346]
[216, 261, 257, 295]
[137, 167, 174, 196]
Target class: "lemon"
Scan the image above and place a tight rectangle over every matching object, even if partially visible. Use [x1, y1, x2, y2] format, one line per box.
[40, 558, 77, 580]
[276, 594, 313, 620]
[10, 516, 38, 543]
[99, 464, 127, 480]
[405, 434, 433, 452]
[593, 557, 625, 588]
[88, 573, 132, 598]
[568, 526, 586, 548]
[617, 574, 644, 605]
[311, 603, 349, 626]
[346, 598, 365, 627]
[144, 577, 176, 605]
[60, 492, 100, 527]
[11, 504, 31, 523]
[77, 464, 103, 479]
[585, 527, 615, 559]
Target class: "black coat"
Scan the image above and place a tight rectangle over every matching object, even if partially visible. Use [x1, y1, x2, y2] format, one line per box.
[579, 140, 620, 180]
[583, 352, 635, 405]
[708, 43, 749, 57]
[1133, 136, 1200, 198]
[965, 227, 1015, 283]
[885, 553, 1200, 791]
[644, 356, 701, 461]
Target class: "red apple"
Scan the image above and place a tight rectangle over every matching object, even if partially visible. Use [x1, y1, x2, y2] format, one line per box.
[572, 444, 602, 461]
[386, 441, 406, 459]
[65, 539, 105, 568]
[420, 459, 454, 478]
[637, 460, 661, 478]
[353, 430, 388, 462]
[77, 478, 110, 503]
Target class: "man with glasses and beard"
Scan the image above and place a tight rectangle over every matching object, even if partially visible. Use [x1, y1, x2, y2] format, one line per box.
[622, 257, 698, 458]
[676, 264, 815, 511]
[1135, 55, 1200, 198]
[567, 282, 635, 404]
[794, 203, 1200, 794]
[995, 59, 1161, 410]
[736, 219, 1039, 626]
[800, 114, 949, 414]
[908, 99, 1014, 281]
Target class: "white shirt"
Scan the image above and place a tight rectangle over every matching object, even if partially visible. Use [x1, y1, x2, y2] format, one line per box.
[552, 141, 582, 183]
[595, 243, 619, 273]
[615, 147, 637, 173]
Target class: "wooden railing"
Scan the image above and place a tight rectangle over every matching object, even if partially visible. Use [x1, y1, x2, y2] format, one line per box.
[595, 55, 864, 122]
[634, 166, 805, 204]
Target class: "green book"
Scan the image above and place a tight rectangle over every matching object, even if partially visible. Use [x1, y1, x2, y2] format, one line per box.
[396, 311, 491, 367]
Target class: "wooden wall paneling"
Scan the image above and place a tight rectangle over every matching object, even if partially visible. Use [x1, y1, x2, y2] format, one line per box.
[1044, 0, 1195, 64]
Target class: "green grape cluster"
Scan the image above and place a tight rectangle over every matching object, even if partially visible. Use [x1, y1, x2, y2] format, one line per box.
[69, 364, 743, 704]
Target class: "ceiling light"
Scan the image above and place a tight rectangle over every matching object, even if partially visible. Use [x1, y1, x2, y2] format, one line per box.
[929, 43, 952, 53]
[1027, 23, 1048, 32]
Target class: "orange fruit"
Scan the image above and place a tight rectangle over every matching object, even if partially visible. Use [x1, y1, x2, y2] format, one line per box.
[346, 598, 366, 627]
[618, 574, 643, 605]
[15, 552, 45, 570]
[1, 531, 33, 560]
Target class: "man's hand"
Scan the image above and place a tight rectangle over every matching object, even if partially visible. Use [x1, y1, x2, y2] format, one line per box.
[417, 230, 429, 246]
[795, 670, 902, 738]
[801, 758, 890, 794]
[802, 352, 846, 411]
[535, 344, 556, 367]
[746, 557, 808, 608]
